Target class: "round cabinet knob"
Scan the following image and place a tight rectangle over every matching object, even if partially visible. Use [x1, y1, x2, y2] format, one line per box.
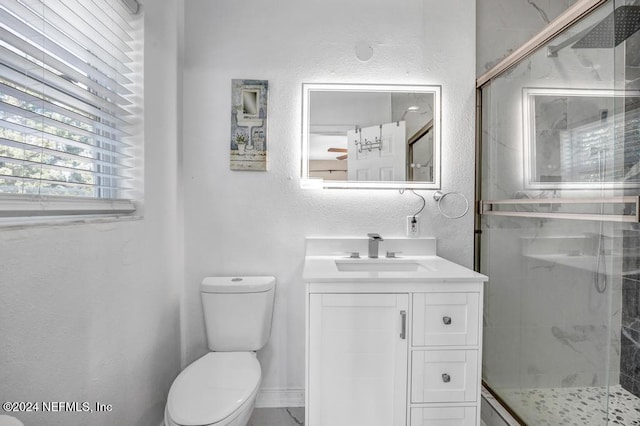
[443, 316, 452, 325]
[442, 373, 451, 383]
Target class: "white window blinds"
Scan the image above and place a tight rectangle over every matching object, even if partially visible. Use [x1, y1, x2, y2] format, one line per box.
[0, 0, 141, 216]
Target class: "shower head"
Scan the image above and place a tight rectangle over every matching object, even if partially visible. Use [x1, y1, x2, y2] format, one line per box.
[572, 5, 640, 49]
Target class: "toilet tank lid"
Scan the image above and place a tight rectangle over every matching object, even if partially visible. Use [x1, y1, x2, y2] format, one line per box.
[201, 276, 275, 293]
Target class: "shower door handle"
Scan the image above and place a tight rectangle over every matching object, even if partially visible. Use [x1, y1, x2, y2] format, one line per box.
[400, 310, 406, 339]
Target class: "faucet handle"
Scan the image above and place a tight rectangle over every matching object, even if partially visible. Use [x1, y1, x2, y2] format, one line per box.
[367, 233, 384, 240]
[345, 251, 360, 259]
[386, 251, 402, 258]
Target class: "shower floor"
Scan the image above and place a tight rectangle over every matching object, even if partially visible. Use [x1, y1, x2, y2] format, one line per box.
[501, 385, 640, 425]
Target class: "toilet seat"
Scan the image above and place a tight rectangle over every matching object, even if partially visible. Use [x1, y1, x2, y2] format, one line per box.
[166, 352, 261, 426]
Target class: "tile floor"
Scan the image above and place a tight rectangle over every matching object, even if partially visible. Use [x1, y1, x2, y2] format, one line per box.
[249, 407, 485, 426]
[501, 385, 640, 425]
[248, 407, 304, 426]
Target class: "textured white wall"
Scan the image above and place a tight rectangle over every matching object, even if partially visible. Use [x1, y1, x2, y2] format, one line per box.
[183, 0, 476, 396]
[0, 1, 183, 425]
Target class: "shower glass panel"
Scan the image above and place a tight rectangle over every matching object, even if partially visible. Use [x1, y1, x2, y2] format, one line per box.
[479, 0, 640, 424]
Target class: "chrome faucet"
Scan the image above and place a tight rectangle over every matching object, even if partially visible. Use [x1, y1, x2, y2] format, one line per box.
[367, 233, 384, 258]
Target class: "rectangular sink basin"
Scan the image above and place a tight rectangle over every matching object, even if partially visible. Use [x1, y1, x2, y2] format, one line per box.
[335, 259, 423, 272]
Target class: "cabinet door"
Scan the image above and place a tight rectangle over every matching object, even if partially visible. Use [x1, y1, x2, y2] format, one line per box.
[308, 293, 409, 426]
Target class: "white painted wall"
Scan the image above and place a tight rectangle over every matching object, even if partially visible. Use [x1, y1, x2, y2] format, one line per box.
[183, 0, 476, 400]
[0, 1, 183, 425]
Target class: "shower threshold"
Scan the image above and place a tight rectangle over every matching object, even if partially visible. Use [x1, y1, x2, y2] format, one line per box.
[498, 385, 639, 425]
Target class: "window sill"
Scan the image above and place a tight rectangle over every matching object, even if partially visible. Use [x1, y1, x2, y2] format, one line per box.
[0, 213, 143, 230]
[0, 194, 138, 230]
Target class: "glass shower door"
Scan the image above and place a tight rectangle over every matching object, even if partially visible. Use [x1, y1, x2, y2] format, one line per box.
[478, 1, 640, 423]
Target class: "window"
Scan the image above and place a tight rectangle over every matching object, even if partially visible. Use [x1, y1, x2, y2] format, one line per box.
[0, 0, 141, 216]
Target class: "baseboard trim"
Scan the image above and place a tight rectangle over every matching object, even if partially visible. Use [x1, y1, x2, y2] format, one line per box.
[255, 388, 305, 408]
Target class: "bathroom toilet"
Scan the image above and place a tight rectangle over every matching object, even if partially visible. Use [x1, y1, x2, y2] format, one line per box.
[165, 276, 275, 426]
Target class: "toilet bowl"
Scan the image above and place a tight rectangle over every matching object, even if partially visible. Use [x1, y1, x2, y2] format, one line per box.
[164, 276, 275, 426]
[165, 352, 261, 426]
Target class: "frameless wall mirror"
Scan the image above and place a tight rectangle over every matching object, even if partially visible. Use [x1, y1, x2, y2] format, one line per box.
[301, 83, 441, 189]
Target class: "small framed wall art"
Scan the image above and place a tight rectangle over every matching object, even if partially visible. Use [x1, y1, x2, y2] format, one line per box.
[230, 79, 268, 171]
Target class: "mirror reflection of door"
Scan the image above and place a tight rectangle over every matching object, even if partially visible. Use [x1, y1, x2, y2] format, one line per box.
[347, 122, 406, 181]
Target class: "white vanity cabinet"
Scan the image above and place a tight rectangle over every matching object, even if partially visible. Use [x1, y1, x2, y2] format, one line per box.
[303, 237, 487, 426]
[306, 284, 483, 426]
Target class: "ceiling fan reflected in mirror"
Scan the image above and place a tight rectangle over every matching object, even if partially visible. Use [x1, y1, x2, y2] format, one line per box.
[327, 147, 347, 160]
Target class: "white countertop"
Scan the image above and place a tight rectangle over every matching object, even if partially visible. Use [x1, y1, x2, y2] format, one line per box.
[303, 255, 488, 283]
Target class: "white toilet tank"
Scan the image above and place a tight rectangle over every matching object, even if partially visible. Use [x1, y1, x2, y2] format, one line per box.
[200, 276, 275, 352]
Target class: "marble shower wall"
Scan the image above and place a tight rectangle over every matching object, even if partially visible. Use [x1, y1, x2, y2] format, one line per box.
[482, 220, 620, 391]
[477, 0, 578, 75]
[622, 229, 640, 397]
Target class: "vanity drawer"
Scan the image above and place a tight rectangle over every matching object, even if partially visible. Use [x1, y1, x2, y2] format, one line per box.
[411, 350, 478, 403]
[410, 406, 476, 426]
[412, 293, 479, 347]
